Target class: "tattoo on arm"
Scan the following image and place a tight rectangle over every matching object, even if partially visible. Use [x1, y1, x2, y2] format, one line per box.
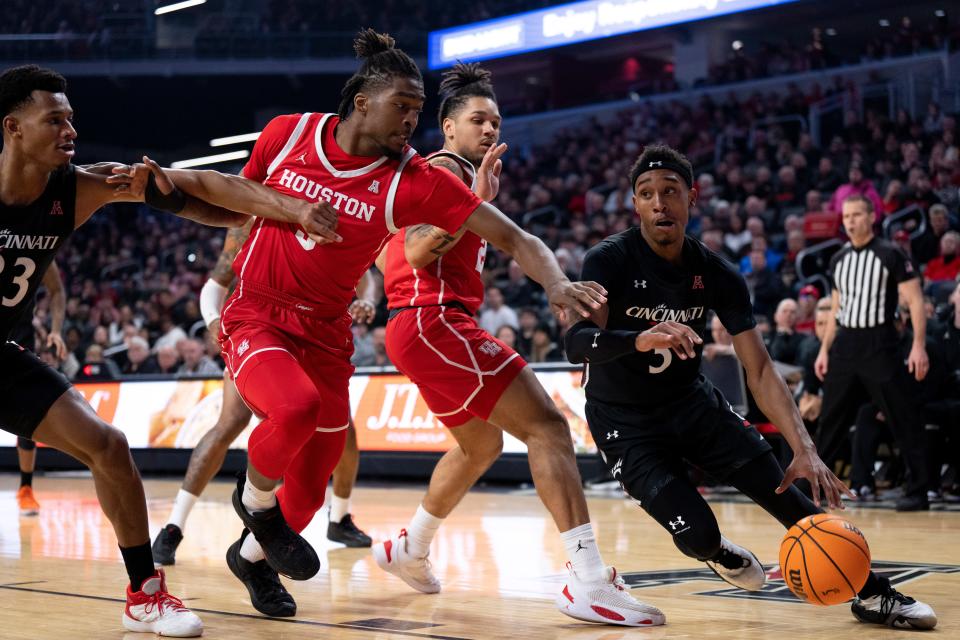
[406, 224, 458, 255]
[211, 219, 253, 285]
[428, 155, 465, 182]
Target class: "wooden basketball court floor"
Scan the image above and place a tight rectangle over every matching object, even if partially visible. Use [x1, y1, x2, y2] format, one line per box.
[0, 474, 957, 639]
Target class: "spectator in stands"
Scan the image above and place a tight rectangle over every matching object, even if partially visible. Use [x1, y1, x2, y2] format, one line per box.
[795, 284, 821, 334]
[123, 336, 159, 375]
[527, 322, 563, 363]
[814, 157, 843, 193]
[724, 213, 752, 256]
[351, 323, 375, 367]
[368, 327, 392, 367]
[516, 307, 539, 358]
[177, 338, 222, 376]
[913, 204, 956, 264]
[883, 179, 905, 216]
[703, 314, 735, 361]
[924, 231, 960, 283]
[479, 286, 518, 335]
[769, 298, 805, 364]
[156, 344, 181, 375]
[495, 325, 519, 352]
[797, 297, 834, 424]
[828, 162, 883, 219]
[154, 315, 188, 351]
[501, 259, 541, 309]
[905, 170, 942, 212]
[76, 344, 122, 381]
[745, 249, 784, 317]
[805, 189, 825, 214]
[774, 165, 804, 210]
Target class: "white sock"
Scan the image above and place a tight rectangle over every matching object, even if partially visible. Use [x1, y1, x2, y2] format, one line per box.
[239, 533, 265, 563]
[405, 504, 443, 558]
[329, 495, 350, 523]
[241, 474, 277, 514]
[560, 522, 605, 582]
[167, 489, 198, 531]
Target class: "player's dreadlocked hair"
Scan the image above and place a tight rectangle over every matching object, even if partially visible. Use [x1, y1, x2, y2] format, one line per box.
[337, 28, 422, 120]
[437, 62, 497, 129]
[0, 65, 66, 119]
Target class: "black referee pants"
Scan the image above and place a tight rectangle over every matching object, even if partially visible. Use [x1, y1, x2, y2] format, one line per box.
[817, 329, 928, 499]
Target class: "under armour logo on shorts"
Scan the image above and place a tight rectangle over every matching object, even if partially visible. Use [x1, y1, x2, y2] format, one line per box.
[606, 430, 619, 440]
[669, 516, 685, 530]
[635, 279, 646, 288]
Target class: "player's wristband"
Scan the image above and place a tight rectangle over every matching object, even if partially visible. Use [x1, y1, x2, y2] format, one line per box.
[564, 321, 639, 365]
[200, 278, 229, 325]
[145, 172, 187, 213]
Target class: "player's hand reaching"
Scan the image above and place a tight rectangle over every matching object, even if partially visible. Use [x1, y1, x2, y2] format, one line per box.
[46, 331, 68, 361]
[475, 142, 507, 202]
[547, 280, 607, 323]
[349, 299, 377, 324]
[106, 156, 174, 199]
[635, 321, 703, 360]
[294, 200, 342, 245]
[777, 447, 853, 509]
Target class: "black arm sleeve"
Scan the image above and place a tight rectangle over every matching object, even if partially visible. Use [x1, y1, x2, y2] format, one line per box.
[564, 320, 639, 364]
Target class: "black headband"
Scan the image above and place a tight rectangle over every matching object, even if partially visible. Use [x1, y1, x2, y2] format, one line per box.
[634, 159, 693, 189]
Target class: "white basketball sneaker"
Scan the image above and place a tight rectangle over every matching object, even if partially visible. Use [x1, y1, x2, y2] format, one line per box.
[123, 569, 203, 637]
[557, 563, 666, 627]
[372, 529, 441, 594]
[704, 536, 766, 591]
[851, 576, 937, 629]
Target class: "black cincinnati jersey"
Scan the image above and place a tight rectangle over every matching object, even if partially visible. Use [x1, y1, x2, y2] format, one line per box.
[828, 236, 916, 330]
[580, 229, 756, 408]
[0, 164, 76, 341]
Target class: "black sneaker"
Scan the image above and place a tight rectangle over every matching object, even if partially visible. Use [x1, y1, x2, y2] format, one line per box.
[895, 493, 929, 512]
[152, 524, 183, 566]
[226, 529, 297, 617]
[231, 473, 320, 581]
[327, 513, 372, 548]
[851, 576, 937, 629]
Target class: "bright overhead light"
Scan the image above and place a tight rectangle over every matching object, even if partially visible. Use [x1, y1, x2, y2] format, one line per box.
[879, 18, 890, 27]
[209, 131, 261, 147]
[825, 27, 837, 36]
[171, 150, 249, 169]
[935, 9, 945, 17]
[732, 40, 744, 51]
[155, 0, 207, 16]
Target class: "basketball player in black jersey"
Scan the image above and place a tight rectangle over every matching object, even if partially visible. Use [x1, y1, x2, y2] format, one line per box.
[564, 144, 937, 630]
[10, 260, 65, 516]
[0, 64, 341, 636]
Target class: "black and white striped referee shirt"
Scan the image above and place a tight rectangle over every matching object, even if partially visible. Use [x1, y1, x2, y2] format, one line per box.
[828, 237, 917, 329]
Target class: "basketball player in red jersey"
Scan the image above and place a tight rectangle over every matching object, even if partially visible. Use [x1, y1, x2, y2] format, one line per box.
[371, 63, 664, 627]
[116, 29, 608, 617]
[150, 220, 376, 572]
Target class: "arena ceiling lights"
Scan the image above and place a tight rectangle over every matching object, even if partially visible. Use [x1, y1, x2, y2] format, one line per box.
[155, 0, 207, 16]
[428, 0, 801, 69]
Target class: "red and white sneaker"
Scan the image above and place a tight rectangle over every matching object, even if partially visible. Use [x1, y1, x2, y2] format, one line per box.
[372, 529, 441, 594]
[123, 569, 203, 637]
[557, 563, 666, 627]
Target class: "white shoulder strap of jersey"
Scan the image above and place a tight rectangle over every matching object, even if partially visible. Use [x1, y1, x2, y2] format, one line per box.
[426, 150, 477, 192]
[265, 112, 313, 179]
[384, 147, 418, 234]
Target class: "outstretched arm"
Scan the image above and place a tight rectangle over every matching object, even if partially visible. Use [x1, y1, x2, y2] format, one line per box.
[404, 144, 506, 268]
[462, 202, 606, 320]
[732, 327, 852, 508]
[106, 157, 341, 244]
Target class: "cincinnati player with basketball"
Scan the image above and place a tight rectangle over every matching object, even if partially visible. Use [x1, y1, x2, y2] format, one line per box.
[371, 62, 663, 627]
[565, 144, 937, 630]
[0, 63, 348, 636]
[150, 224, 375, 570]
[118, 29, 608, 617]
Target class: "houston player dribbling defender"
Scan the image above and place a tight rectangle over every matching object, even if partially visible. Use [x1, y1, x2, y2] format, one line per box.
[372, 63, 665, 627]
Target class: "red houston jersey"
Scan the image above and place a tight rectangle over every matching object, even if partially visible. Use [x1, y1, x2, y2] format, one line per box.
[383, 150, 488, 315]
[228, 113, 481, 313]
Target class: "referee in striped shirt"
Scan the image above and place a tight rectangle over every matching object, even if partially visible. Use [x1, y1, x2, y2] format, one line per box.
[815, 194, 931, 511]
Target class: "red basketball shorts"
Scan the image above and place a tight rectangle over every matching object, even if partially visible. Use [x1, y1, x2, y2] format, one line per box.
[386, 305, 526, 427]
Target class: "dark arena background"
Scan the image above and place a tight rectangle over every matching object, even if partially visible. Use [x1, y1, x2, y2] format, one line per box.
[0, 1, 957, 638]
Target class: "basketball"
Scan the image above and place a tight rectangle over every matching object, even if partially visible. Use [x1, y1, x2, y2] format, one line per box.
[779, 514, 871, 606]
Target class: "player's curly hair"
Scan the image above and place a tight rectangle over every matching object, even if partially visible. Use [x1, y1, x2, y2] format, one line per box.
[0, 64, 66, 119]
[337, 28, 422, 120]
[437, 62, 497, 129]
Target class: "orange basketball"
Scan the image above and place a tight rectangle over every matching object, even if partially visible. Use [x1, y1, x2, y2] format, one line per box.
[779, 514, 871, 606]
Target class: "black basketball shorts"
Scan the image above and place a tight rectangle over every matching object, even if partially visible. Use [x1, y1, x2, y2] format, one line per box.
[586, 380, 772, 509]
[0, 341, 71, 438]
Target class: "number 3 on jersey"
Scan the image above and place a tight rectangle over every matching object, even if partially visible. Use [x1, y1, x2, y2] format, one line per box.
[0, 255, 35, 307]
[475, 239, 487, 274]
